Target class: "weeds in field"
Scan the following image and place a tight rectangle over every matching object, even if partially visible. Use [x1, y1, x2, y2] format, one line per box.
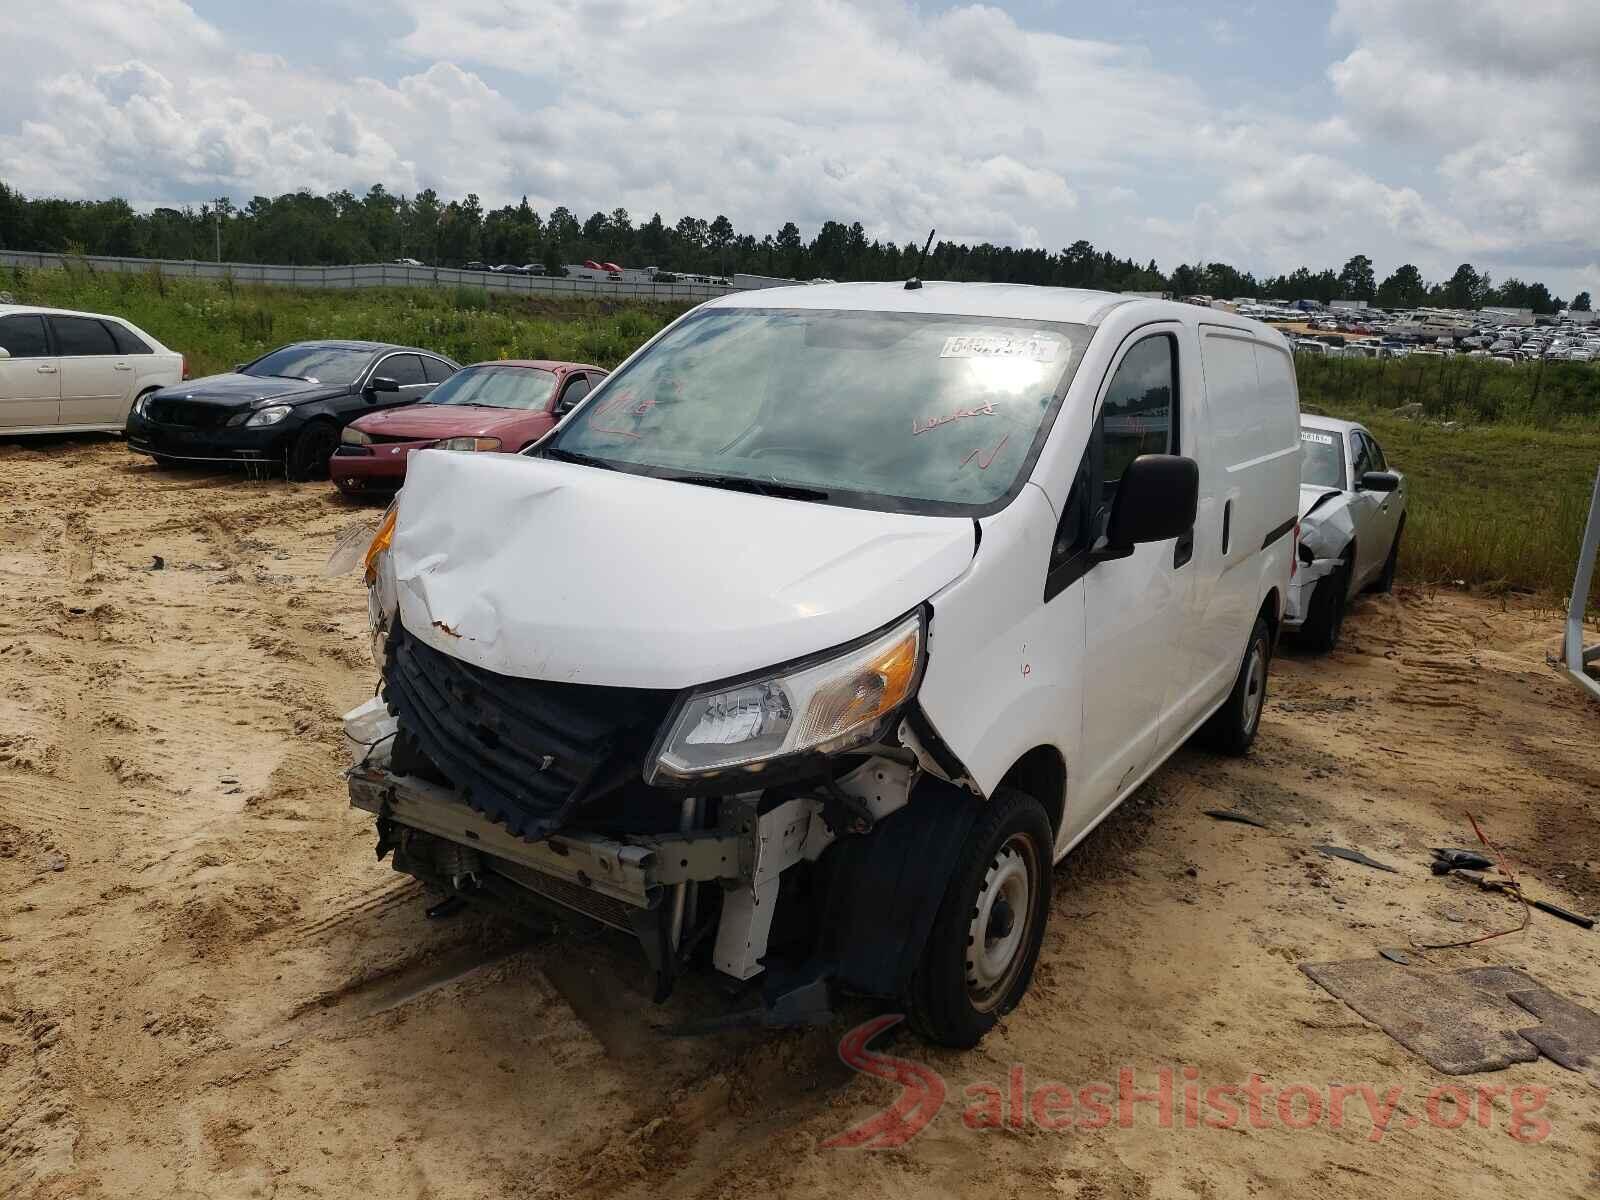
[12, 268, 688, 380]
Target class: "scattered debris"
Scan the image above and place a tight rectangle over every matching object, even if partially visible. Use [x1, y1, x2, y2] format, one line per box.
[1203, 808, 1269, 829]
[1378, 948, 1410, 965]
[1430, 847, 1493, 874]
[150, 555, 164, 570]
[1444, 869, 1596, 929]
[1312, 844, 1399, 873]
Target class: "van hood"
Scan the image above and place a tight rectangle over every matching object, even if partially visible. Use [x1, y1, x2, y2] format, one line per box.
[389, 450, 977, 689]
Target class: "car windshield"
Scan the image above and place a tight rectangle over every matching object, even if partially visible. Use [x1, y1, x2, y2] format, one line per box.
[1299, 427, 1346, 489]
[425, 366, 558, 410]
[547, 307, 1091, 514]
[242, 345, 371, 386]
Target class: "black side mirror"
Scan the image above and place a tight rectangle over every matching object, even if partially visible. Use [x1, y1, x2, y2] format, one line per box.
[365, 376, 400, 401]
[1098, 454, 1199, 558]
[1359, 470, 1400, 493]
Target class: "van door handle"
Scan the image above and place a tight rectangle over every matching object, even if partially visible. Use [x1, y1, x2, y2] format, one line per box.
[1173, 527, 1194, 569]
[36, 364, 57, 374]
[113, 362, 133, 371]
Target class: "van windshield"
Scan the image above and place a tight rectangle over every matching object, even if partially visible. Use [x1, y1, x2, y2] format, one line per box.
[545, 307, 1091, 515]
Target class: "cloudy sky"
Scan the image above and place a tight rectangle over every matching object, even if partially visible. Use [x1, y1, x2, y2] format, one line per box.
[1, 0, 1595, 295]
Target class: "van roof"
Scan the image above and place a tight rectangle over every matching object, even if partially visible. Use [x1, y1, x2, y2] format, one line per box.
[704, 281, 1284, 339]
[703, 280, 1139, 325]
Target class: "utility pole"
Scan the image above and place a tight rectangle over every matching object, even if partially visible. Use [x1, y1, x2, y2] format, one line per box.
[213, 196, 227, 262]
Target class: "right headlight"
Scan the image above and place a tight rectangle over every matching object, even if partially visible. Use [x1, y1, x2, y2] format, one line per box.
[647, 610, 924, 783]
[244, 404, 293, 427]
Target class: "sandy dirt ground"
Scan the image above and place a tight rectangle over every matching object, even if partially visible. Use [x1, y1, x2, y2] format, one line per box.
[3, 437, 1599, 1200]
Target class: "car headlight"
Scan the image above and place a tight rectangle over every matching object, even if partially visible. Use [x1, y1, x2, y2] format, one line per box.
[342, 426, 373, 446]
[363, 500, 398, 586]
[245, 405, 293, 427]
[647, 610, 924, 783]
[133, 392, 155, 416]
[436, 436, 502, 452]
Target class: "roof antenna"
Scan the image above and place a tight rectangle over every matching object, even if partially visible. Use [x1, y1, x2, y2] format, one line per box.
[904, 228, 935, 290]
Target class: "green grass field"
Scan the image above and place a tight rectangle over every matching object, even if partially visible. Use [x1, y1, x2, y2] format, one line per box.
[7, 261, 689, 377]
[8, 264, 1598, 608]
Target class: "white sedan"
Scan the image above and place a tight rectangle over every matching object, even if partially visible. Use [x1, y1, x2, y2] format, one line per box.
[1285, 415, 1407, 651]
[0, 303, 185, 435]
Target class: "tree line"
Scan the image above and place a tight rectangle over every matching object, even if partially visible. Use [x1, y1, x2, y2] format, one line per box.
[0, 180, 1588, 314]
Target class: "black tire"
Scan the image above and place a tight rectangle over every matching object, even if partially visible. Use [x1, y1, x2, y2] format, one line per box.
[1299, 558, 1349, 654]
[904, 788, 1053, 1048]
[287, 421, 340, 481]
[1371, 519, 1403, 594]
[1200, 615, 1273, 756]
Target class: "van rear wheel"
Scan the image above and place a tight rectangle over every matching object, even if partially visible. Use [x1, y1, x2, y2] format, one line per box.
[904, 788, 1052, 1048]
[1200, 616, 1272, 756]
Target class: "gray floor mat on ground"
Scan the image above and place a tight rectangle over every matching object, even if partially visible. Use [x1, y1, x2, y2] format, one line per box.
[1458, 965, 1600, 1085]
[1300, 959, 1541, 1074]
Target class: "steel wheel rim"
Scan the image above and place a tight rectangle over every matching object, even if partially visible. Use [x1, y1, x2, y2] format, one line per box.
[1242, 639, 1266, 732]
[966, 834, 1037, 1011]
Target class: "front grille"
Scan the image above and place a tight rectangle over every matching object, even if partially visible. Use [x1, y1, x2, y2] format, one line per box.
[145, 398, 237, 428]
[382, 623, 675, 840]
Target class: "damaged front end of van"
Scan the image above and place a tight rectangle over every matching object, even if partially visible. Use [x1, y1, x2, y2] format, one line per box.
[344, 447, 989, 1026]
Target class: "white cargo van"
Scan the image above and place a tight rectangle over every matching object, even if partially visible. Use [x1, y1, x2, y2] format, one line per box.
[346, 283, 1300, 1046]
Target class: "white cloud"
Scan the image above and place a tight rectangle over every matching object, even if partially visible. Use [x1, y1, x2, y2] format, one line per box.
[0, 0, 1593, 298]
[1328, 0, 1600, 281]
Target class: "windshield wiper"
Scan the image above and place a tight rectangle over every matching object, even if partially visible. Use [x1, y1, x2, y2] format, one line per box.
[542, 446, 620, 471]
[658, 472, 831, 503]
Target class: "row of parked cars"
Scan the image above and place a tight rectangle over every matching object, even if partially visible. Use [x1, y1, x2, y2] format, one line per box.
[0, 300, 605, 489]
[2, 285, 1407, 1047]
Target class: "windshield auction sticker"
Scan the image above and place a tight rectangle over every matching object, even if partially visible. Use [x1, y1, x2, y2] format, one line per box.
[1301, 431, 1336, 445]
[941, 333, 1063, 362]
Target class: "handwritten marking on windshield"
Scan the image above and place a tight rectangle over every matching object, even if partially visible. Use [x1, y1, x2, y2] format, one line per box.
[913, 402, 996, 436]
[587, 391, 644, 439]
[961, 433, 1010, 470]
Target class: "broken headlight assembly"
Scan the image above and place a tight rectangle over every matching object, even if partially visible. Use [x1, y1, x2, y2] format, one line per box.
[647, 610, 924, 783]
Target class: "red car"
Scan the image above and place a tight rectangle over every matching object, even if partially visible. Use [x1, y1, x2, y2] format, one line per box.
[329, 360, 605, 495]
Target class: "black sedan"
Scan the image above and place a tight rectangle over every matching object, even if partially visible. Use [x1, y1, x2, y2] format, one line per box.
[125, 341, 460, 479]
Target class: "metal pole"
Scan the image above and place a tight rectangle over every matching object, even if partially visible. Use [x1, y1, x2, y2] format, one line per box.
[669, 796, 697, 950]
[1563, 465, 1600, 701]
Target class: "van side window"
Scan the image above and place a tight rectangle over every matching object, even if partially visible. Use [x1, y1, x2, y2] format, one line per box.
[1047, 332, 1178, 595]
[1101, 334, 1177, 495]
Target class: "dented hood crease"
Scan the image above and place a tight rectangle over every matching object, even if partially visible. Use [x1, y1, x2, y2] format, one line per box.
[390, 450, 977, 688]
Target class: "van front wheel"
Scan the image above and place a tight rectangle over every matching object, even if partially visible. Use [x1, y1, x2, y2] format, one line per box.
[905, 788, 1052, 1048]
[1200, 616, 1272, 756]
